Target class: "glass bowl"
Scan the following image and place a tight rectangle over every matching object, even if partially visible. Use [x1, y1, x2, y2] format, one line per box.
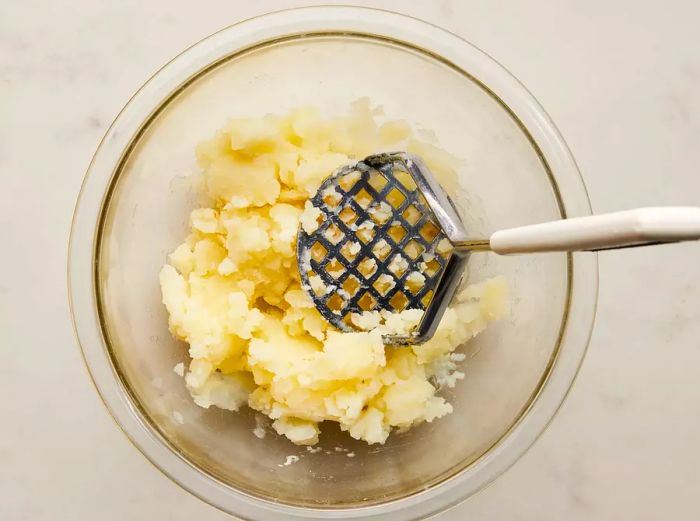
[68, 6, 597, 520]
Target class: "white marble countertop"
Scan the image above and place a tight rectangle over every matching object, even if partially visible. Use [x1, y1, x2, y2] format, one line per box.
[2, 1, 700, 519]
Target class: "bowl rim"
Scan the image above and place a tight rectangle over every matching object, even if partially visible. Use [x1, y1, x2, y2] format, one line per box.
[68, 6, 598, 520]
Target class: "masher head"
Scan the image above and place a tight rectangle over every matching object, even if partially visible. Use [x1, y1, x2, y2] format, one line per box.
[297, 152, 469, 344]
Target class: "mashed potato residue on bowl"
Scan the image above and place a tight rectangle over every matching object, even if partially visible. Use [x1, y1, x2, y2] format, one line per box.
[159, 100, 507, 445]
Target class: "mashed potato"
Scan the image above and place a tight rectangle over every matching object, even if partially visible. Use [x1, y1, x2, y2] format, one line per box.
[159, 100, 507, 445]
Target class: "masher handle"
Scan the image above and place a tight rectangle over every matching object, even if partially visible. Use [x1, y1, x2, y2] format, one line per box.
[473, 207, 700, 254]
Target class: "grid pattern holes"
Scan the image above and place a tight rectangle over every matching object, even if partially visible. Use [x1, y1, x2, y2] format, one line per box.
[342, 275, 361, 297]
[402, 204, 422, 225]
[354, 188, 373, 209]
[356, 222, 376, 244]
[324, 223, 344, 245]
[310, 241, 328, 262]
[321, 187, 342, 208]
[357, 257, 378, 279]
[388, 254, 409, 277]
[372, 239, 392, 261]
[386, 187, 406, 208]
[422, 258, 442, 277]
[357, 291, 377, 312]
[369, 202, 393, 225]
[338, 170, 362, 192]
[297, 158, 454, 333]
[340, 240, 361, 262]
[394, 169, 417, 191]
[420, 221, 440, 242]
[326, 293, 346, 314]
[403, 239, 424, 260]
[325, 258, 346, 279]
[388, 224, 407, 244]
[405, 272, 426, 295]
[389, 291, 409, 311]
[339, 206, 358, 225]
[373, 274, 397, 296]
[367, 171, 388, 192]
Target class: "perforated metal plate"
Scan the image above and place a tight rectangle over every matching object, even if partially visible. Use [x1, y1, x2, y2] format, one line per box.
[297, 158, 455, 334]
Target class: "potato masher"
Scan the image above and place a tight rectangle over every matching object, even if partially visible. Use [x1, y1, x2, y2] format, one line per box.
[297, 152, 700, 344]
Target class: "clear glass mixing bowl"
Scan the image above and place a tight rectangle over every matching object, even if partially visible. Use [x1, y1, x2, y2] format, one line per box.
[68, 7, 597, 520]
